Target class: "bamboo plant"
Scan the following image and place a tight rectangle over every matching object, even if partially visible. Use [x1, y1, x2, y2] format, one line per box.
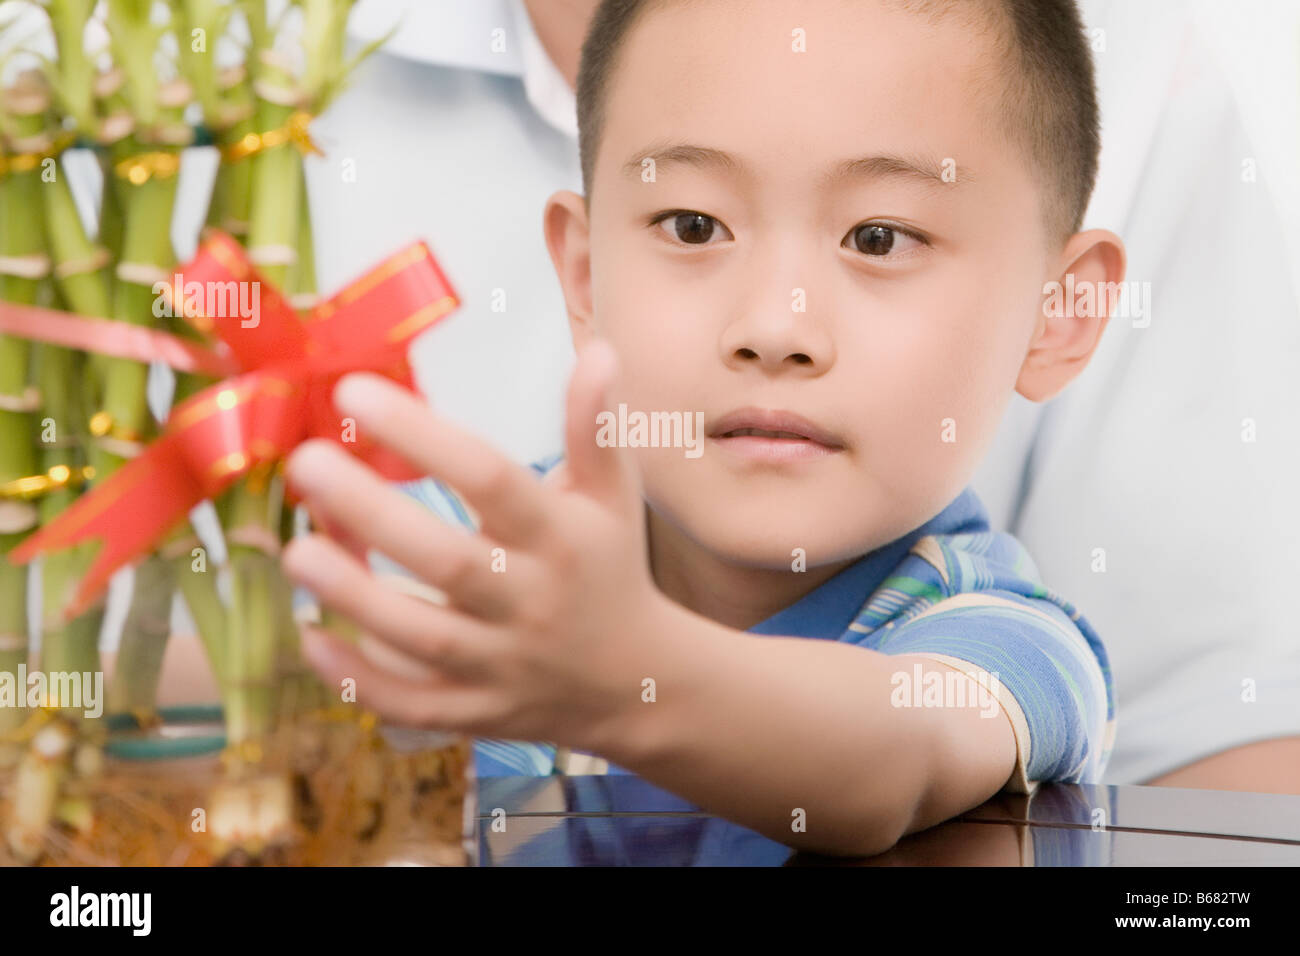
[1, 0, 413, 864]
[2, 1, 193, 857]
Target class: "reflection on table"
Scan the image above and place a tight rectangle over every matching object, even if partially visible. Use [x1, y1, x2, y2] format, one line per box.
[474, 775, 1300, 866]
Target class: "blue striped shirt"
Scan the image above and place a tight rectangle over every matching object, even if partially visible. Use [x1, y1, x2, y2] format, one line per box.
[377, 452, 1115, 794]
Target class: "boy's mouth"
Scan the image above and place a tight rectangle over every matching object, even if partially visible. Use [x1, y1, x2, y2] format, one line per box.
[708, 408, 844, 461]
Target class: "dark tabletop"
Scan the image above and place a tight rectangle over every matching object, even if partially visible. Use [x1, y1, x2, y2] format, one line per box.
[473, 775, 1300, 865]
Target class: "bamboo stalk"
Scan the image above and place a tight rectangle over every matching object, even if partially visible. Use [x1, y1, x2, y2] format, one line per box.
[34, 329, 104, 706]
[41, 159, 112, 319]
[36, 148, 117, 714]
[174, 534, 226, 687]
[168, 2, 263, 712]
[222, 0, 387, 748]
[93, 67, 132, 276]
[221, 469, 280, 747]
[125, 6, 245, 698]
[215, 7, 309, 753]
[87, 157, 175, 480]
[105, 554, 174, 714]
[39, 0, 99, 134]
[19, 28, 176, 814]
[205, 68, 255, 239]
[280, 188, 326, 710]
[180, 0, 253, 241]
[33, 7, 139, 719]
[0, 51, 106, 848]
[88, 3, 195, 716]
[91, 1, 190, 483]
[0, 531, 31, 766]
[0, 74, 52, 755]
[244, 60, 303, 289]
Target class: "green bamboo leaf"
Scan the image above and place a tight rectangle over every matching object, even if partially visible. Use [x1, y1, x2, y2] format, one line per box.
[315, 22, 392, 114]
[235, 0, 270, 57]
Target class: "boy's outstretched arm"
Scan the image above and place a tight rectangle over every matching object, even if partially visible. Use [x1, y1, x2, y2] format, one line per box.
[584, 606, 1020, 856]
[281, 342, 1018, 857]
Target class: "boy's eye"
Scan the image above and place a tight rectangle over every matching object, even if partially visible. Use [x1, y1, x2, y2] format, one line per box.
[649, 212, 926, 257]
[652, 211, 734, 245]
[842, 223, 926, 258]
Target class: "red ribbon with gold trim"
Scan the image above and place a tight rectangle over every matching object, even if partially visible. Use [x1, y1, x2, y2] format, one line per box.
[8, 230, 460, 618]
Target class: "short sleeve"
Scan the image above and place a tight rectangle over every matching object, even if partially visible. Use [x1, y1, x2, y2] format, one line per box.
[871, 590, 1115, 793]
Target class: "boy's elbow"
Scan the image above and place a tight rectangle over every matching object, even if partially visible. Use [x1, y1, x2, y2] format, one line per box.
[838, 828, 907, 859]
[852, 811, 912, 858]
[800, 753, 933, 857]
[789, 806, 913, 859]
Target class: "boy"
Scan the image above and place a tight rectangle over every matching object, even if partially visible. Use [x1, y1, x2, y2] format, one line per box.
[282, 0, 1124, 857]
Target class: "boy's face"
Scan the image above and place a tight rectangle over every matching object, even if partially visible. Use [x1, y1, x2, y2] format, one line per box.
[563, 0, 1065, 569]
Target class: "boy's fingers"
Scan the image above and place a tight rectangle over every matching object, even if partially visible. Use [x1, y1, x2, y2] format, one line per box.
[302, 502, 369, 565]
[285, 441, 513, 619]
[331, 374, 553, 545]
[300, 622, 441, 683]
[357, 630, 442, 683]
[282, 533, 502, 678]
[563, 339, 641, 509]
[541, 459, 571, 491]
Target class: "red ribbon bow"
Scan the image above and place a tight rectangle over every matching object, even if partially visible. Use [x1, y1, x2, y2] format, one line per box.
[10, 231, 460, 618]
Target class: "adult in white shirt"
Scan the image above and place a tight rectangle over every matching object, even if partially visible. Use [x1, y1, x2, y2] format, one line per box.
[970, 1, 1300, 793]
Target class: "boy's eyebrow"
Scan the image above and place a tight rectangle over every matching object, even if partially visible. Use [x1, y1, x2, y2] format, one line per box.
[620, 141, 968, 188]
[826, 153, 969, 189]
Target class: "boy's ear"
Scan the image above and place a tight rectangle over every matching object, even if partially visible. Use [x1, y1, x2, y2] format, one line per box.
[542, 190, 596, 353]
[1016, 228, 1127, 402]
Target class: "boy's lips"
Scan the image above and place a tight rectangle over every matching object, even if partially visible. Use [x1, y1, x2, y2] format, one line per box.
[707, 407, 845, 461]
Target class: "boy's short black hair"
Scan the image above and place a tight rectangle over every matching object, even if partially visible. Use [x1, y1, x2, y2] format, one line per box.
[575, 0, 1101, 241]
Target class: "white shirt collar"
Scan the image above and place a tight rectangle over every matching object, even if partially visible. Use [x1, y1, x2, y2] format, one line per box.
[348, 0, 578, 139]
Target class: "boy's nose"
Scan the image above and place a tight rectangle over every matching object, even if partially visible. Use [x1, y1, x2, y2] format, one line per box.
[719, 309, 835, 375]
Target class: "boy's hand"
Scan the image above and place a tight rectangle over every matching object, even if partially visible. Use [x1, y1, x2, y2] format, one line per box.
[281, 340, 668, 753]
